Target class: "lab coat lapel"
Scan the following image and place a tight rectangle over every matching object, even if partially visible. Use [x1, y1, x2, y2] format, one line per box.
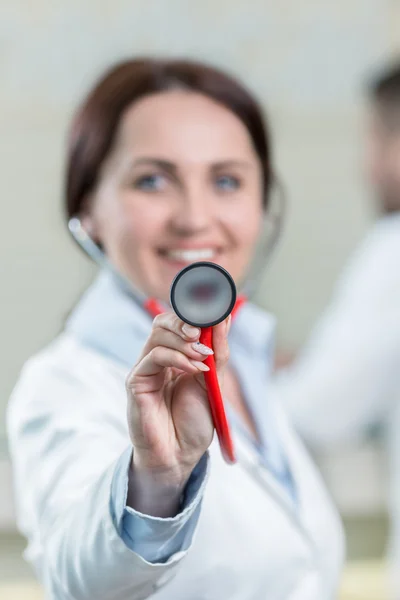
[66, 269, 152, 368]
[274, 404, 344, 551]
[232, 405, 341, 556]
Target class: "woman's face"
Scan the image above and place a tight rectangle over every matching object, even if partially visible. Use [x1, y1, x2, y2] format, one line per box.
[84, 90, 264, 302]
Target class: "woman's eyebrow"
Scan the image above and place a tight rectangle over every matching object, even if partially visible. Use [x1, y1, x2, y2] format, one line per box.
[130, 157, 178, 173]
[127, 157, 252, 173]
[211, 160, 252, 170]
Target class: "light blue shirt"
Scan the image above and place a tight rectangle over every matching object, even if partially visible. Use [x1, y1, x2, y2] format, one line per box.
[66, 269, 295, 564]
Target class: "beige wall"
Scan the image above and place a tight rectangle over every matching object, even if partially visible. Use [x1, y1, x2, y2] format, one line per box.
[0, 0, 394, 440]
[389, 0, 400, 54]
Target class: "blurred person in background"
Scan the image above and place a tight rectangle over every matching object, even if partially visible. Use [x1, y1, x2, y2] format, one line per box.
[271, 59, 400, 593]
[6, 58, 344, 599]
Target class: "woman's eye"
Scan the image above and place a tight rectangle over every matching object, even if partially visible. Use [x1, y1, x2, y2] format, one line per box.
[215, 175, 240, 191]
[134, 174, 166, 191]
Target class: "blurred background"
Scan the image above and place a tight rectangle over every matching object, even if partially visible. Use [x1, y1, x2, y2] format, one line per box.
[1, 1, 400, 598]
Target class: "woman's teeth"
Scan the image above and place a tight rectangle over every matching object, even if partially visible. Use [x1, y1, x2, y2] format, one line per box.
[166, 249, 216, 262]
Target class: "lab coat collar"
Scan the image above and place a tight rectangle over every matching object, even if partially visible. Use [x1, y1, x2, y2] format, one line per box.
[66, 269, 152, 368]
[65, 268, 275, 368]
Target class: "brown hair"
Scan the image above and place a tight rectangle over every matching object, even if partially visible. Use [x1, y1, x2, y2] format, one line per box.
[65, 57, 274, 220]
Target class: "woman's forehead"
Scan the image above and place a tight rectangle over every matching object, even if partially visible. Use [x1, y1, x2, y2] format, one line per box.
[113, 90, 258, 163]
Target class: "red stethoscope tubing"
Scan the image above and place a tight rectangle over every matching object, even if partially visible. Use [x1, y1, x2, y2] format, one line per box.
[143, 295, 246, 464]
[199, 326, 235, 463]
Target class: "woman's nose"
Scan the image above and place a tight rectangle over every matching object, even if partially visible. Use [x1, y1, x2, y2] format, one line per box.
[171, 191, 213, 234]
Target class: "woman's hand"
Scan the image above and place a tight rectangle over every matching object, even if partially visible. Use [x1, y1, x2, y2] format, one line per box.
[126, 313, 230, 516]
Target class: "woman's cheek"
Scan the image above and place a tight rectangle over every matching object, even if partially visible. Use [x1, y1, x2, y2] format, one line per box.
[229, 212, 262, 246]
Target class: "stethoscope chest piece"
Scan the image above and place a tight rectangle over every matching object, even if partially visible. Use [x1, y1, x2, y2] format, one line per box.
[170, 262, 236, 328]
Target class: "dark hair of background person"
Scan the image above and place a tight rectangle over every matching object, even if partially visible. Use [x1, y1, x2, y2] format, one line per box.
[369, 58, 400, 108]
[65, 57, 275, 221]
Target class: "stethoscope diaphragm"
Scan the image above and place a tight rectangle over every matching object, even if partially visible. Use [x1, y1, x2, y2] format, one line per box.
[170, 262, 236, 328]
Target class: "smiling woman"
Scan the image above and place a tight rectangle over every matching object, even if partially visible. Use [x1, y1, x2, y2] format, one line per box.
[66, 60, 270, 299]
[83, 91, 263, 298]
[7, 58, 344, 600]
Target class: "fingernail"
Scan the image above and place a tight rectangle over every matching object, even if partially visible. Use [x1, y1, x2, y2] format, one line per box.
[192, 342, 214, 355]
[226, 314, 232, 333]
[182, 324, 200, 339]
[191, 360, 210, 371]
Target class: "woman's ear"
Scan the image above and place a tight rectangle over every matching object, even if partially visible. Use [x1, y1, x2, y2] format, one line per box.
[80, 213, 96, 238]
[79, 195, 100, 242]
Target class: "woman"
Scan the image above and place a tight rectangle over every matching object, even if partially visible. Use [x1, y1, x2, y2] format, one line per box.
[7, 58, 344, 599]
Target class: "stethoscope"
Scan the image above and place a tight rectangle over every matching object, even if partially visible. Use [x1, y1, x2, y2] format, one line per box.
[170, 261, 245, 464]
[68, 194, 284, 465]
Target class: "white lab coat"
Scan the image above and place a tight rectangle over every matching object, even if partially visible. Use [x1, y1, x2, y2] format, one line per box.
[271, 213, 400, 591]
[7, 272, 344, 600]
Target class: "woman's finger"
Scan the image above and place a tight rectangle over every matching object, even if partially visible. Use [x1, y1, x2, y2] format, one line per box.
[152, 313, 201, 342]
[141, 328, 214, 362]
[129, 346, 210, 382]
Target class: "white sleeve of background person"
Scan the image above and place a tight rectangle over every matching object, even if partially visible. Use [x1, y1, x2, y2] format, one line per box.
[271, 216, 400, 446]
[6, 353, 209, 600]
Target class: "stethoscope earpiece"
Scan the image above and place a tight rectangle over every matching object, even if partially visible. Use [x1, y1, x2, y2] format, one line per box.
[68, 217, 109, 267]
